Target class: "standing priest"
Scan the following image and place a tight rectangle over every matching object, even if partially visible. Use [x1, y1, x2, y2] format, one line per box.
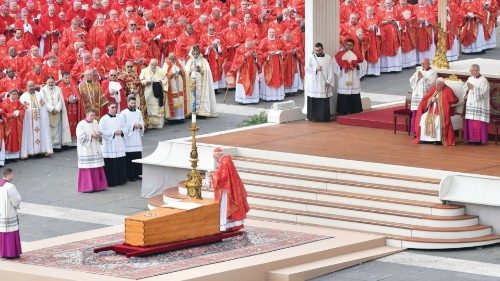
[99, 102, 128, 187]
[119, 97, 144, 182]
[304, 42, 334, 122]
[76, 109, 108, 193]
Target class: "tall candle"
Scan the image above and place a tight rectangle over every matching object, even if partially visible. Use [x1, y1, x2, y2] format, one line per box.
[192, 113, 196, 124]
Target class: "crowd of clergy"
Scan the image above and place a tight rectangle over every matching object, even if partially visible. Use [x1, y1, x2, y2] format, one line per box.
[340, 0, 498, 76]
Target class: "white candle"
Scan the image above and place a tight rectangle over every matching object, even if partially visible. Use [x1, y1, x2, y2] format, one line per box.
[192, 113, 196, 124]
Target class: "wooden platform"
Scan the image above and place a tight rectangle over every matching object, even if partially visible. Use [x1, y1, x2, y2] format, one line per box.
[198, 122, 500, 178]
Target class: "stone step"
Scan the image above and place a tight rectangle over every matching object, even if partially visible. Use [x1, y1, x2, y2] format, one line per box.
[238, 168, 441, 203]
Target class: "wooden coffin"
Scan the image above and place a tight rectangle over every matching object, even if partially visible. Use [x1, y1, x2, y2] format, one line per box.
[125, 198, 220, 247]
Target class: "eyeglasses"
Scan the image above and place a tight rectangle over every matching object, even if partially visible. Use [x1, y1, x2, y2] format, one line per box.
[110, 74, 117, 76]
[130, 24, 137, 26]
[126, 65, 133, 68]
[110, 106, 117, 109]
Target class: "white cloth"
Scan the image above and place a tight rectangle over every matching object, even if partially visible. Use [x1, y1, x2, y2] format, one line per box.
[366, 59, 381, 76]
[20, 91, 53, 158]
[463, 76, 490, 123]
[185, 56, 218, 117]
[259, 79, 285, 101]
[76, 119, 104, 169]
[99, 114, 127, 158]
[235, 68, 260, 104]
[0, 141, 5, 166]
[40, 85, 72, 148]
[304, 54, 334, 99]
[380, 48, 403, 73]
[419, 111, 442, 142]
[485, 30, 496, 49]
[409, 67, 438, 110]
[219, 191, 244, 232]
[139, 67, 167, 129]
[119, 108, 144, 153]
[446, 37, 460, 61]
[402, 49, 417, 68]
[0, 181, 21, 232]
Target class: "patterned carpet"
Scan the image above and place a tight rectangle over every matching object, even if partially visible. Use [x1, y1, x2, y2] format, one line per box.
[15, 226, 330, 280]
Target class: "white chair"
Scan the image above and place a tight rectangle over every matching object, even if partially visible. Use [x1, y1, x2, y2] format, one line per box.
[444, 75, 465, 141]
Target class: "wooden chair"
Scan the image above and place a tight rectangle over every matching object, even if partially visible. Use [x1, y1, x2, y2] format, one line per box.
[491, 115, 500, 144]
[393, 93, 412, 135]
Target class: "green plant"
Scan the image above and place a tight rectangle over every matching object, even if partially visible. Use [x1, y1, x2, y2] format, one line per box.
[238, 111, 268, 127]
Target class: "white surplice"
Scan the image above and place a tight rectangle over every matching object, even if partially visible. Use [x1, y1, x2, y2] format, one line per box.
[463, 76, 490, 123]
[76, 119, 105, 169]
[40, 85, 72, 148]
[303, 54, 334, 114]
[119, 108, 144, 153]
[0, 181, 21, 233]
[19, 91, 53, 158]
[99, 114, 127, 158]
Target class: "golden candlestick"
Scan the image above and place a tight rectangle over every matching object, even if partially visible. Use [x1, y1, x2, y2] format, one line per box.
[432, 24, 450, 70]
[184, 74, 202, 199]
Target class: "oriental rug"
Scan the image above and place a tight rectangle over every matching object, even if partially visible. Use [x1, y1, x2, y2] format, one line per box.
[15, 226, 330, 280]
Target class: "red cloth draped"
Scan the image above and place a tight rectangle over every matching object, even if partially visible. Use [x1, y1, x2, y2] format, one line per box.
[87, 25, 113, 53]
[200, 33, 225, 82]
[460, 2, 487, 47]
[231, 45, 259, 96]
[59, 81, 80, 138]
[377, 8, 401, 57]
[413, 85, 459, 146]
[2, 99, 25, 153]
[213, 155, 250, 222]
[360, 17, 381, 64]
[259, 38, 284, 88]
[282, 40, 303, 88]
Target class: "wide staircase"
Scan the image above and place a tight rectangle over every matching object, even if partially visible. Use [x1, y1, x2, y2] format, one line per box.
[150, 149, 500, 250]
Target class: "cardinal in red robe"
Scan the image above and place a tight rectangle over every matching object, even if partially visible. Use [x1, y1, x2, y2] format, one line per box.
[413, 78, 459, 146]
[211, 148, 249, 232]
[200, 25, 225, 89]
[58, 72, 80, 140]
[38, 5, 63, 55]
[3, 90, 25, 159]
[87, 14, 114, 53]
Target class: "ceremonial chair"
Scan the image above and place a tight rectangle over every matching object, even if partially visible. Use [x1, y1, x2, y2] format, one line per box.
[491, 115, 500, 144]
[444, 75, 466, 142]
[393, 93, 412, 135]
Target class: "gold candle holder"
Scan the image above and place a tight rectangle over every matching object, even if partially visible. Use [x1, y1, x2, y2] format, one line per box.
[432, 24, 450, 70]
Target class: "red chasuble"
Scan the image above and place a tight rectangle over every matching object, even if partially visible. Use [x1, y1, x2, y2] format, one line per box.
[59, 80, 80, 138]
[377, 8, 401, 57]
[200, 33, 225, 83]
[414, 4, 435, 52]
[413, 85, 459, 146]
[282, 39, 303, 88]
[259, 38, 284, 88]
[213, 155, 250, 222]
[87, 25, 113, 53]
[230, 45, 259, 96]
[360, 17, 381, 64]
[3, 98, 25, 153]
[460, 2, 487, 47]
[38, 14, 63, 55]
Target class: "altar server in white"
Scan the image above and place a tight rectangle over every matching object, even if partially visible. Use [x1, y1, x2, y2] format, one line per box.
[334, 39, 363, 116]
[119, 96, 144, 181]
[304, 42, 334, 122]
[20, 81, 53, 159]
[463, 64, 490, 144]
[40, 77, 71, 150]
[99, 102, 128, 187]
[409, 58, 437, 134]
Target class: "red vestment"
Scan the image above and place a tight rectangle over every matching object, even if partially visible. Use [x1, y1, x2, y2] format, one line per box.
[397, 4, 417, 53]
[42, 64, 61, 81]
[0, 77, 22, 96]
[259, 37, 284, 88]
[101, 79, 127, 112]
[335, 49, 363, 72]
[340, 22, 366, 60]
[230, 45, 260, 96]
[2, 98, 25, 153]
[460, 1, 487, 47]
[87, 24, 113, 52]
[122, 45, 152, 72]
[105, 19, 125, 47]
[282, 39, 303, 88]
[23, 71, 46, 88]
[414, 4, 436, 52]
[200, 33, 225, 83]
[159, 24, 181, 58]
[241, 22, 261, 40]
[340, 3, 360, 24]
[21, 55, 44, 76]
[413, 85, 459, 146]
[360, 16, 381, 64]
[65, 7, 86, 22]
[117, 29, 145, 46]
[212, 155, 250, 222]
[6, 38, 29, 57]
[377, 8, 401, 57]
[142, 29, 162, 61]
[1, 56, 23, 75]
[38, 14, 63, 55]
[100, 54, 120, 74]
[60, 27, 87, 48]
[58, 80, 80, 138]
[220, 27, 243, 65]
[175, 31, 199, 61]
